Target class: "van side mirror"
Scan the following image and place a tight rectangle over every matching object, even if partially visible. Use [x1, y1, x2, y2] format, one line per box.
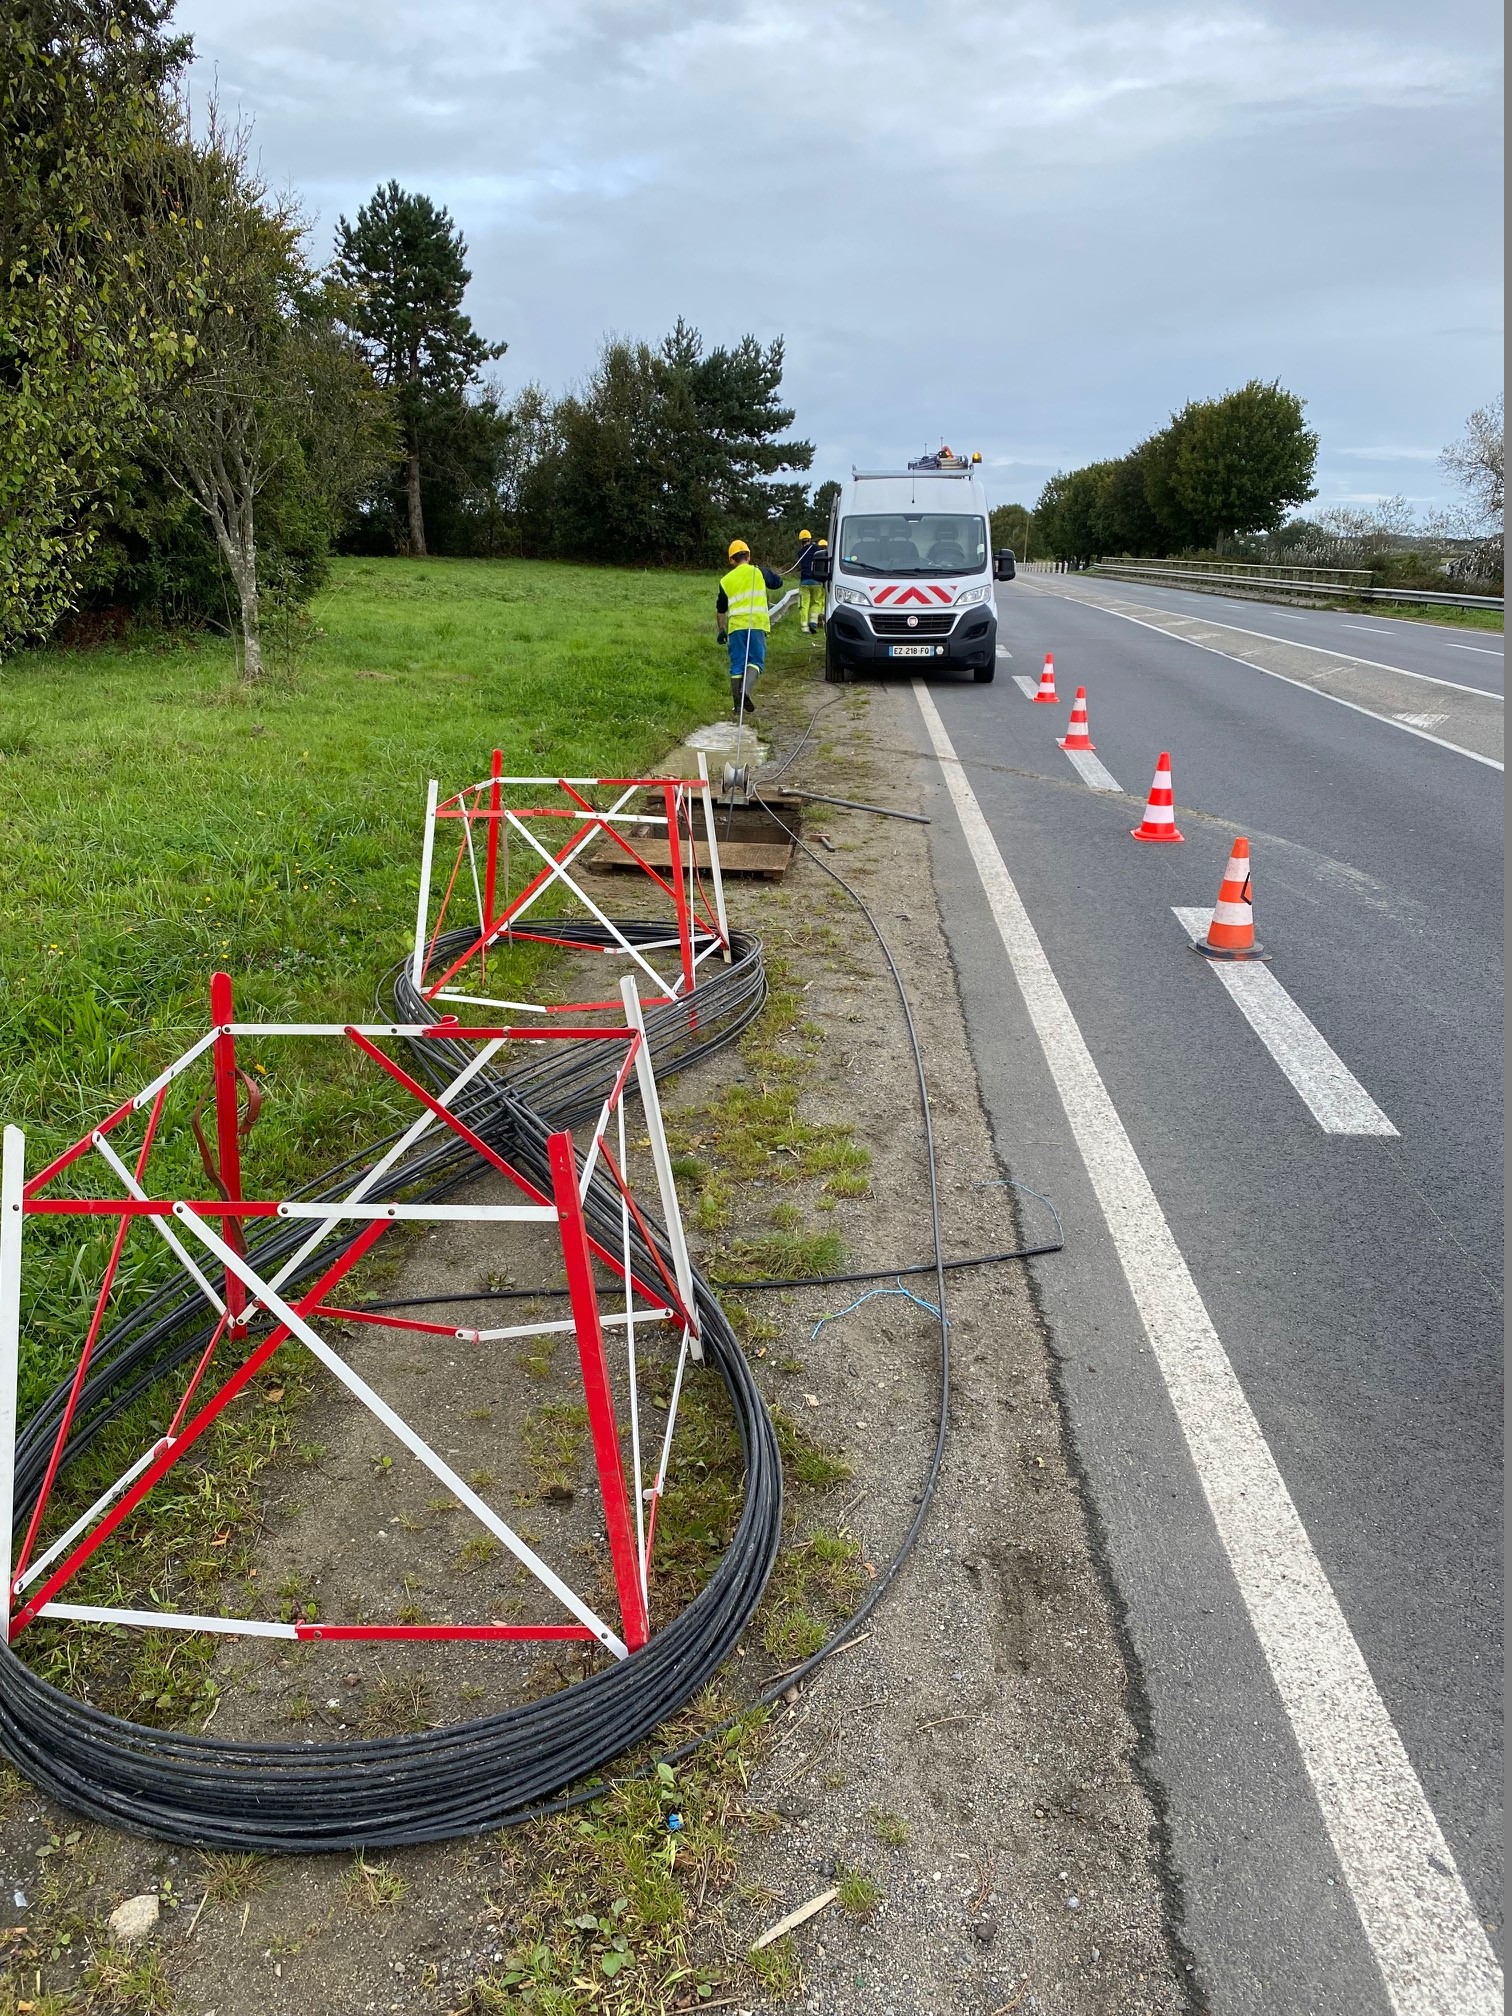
[812, 553, 832, 582]
[994, 549, 1017, 581]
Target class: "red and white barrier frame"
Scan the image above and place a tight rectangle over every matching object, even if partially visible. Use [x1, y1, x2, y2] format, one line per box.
[412, 751, 732, 1018]
[0, 972, 705, 1662]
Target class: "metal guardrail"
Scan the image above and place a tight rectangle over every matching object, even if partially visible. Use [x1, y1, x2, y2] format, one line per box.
[1109, 557, 1373, 586]
[769, 588, 799, 624]
[1088, 560, 1503, 612]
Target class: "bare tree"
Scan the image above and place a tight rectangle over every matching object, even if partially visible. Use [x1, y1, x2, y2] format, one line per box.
[140, 116, 304, 678]
[144, 111, 392, 679]
[1440, 394, 1504, 530]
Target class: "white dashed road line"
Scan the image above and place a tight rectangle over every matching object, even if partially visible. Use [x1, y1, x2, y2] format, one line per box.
[913, 678, 1501, 2016]
[1395, 712, 1449, 731]
[1012, 675, 1040, 700]
[1442, 641, 1504, 657]
[1062, 747, 1122, 792]
[1171, 909, 1397, 1136]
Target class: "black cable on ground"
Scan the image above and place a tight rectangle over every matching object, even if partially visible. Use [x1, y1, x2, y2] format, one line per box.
[760, 693, 846, 783]
[0, 925, 782, 1850]
[354, 1241, 1064, 1317]
[0, 846, 1060, 1850]
[350, 789, 977, 1839]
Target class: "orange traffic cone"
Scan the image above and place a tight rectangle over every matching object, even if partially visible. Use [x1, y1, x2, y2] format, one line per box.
[1058, 687, 1094, 751]
[1132, 752, 1184, 842]
[1197, 837, 1265, 959]
[1032, 654, 1058, 703]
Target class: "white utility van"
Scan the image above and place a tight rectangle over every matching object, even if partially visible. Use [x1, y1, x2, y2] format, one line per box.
[812, 450, 1015, 685]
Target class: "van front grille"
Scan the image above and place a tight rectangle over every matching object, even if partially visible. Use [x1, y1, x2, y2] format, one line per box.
[869, 612, 956, 636]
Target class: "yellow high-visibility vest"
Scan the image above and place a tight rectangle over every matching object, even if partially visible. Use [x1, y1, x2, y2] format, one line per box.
[720, 562, 771, 633]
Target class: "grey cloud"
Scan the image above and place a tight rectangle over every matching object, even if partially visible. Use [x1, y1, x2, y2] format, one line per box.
[175, 0, 1503, 512]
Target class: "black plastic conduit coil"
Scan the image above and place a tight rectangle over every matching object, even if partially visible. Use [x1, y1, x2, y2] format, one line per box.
[427, 919, 769, 1130]
[0, 923, 781, 1849]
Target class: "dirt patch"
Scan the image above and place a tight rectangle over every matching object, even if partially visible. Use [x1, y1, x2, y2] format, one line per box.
[0, 650, 1187, 2015]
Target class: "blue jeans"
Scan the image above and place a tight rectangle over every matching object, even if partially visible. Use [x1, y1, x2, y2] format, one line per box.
[727, 628, 767, 693]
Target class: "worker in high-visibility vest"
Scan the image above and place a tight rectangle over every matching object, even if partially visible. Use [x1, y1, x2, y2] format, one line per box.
[716, 538, 783, 715]
[796, 529, 826, 636]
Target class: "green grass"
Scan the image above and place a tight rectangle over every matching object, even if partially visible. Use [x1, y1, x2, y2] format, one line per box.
[836, 1869, 881, 1917]
[466, 1717, 765, 2011]
[0, 557, 731, 1412]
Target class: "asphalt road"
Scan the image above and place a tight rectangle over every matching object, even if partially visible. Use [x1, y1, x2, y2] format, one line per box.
[910, 587, 1503, 2012]
[1071, 575, 1505, 696]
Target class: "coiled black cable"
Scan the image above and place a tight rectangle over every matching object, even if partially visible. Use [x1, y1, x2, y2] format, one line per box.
[0, 925, 783, 1849]
[0, 845, 1057, 1851]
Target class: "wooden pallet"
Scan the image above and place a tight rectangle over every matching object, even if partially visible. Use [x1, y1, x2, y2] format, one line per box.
[591, 836, 793, 881]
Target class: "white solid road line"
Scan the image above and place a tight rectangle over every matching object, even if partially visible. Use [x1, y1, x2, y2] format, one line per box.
[1062, 747, 1121, 792]
[1171, 909, 1397, 1136]
[913, 679, 1501, 2016]
[1059, 599, 1504, 771]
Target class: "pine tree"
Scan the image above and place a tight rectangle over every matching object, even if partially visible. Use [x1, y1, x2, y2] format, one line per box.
[334, 183, 504, 555]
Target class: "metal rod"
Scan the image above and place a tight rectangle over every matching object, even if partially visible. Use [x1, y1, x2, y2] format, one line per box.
[90, 1130, 229, 1315]
[621, 977, 701, 1363]
[483, 746, 503, 938]
[0, 1128, 23, 1606]
[15, 1439, 172, 1594]
[173, 1203, 628, 1659]
[412, 778, 439, 990]
[620, 1096, 647, 1599]
[697, 752, 732, 960]
[772, 789, 931, 825]
[548, 1133, 649, 1653]
[1089, 562, 1503, 610]
[209, 972, 247, 1329]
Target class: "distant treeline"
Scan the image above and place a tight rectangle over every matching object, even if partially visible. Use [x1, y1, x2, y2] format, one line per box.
[1, 7, 818, 677]
[342, 317, 818, 571]
[1001, 383, 1503, 588]
[1029, 381, 1318, 567]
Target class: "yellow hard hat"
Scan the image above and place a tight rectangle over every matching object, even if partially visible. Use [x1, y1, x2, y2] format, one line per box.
[799, 528, 813, 541]
[817, 537, 828, 548]
[727, 539, 750, 559]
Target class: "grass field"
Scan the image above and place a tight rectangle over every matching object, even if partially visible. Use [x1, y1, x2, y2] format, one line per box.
[0, 556, 738, 1407]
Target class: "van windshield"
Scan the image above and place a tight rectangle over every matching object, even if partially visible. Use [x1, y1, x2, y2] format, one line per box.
[839, 513, 988, 577]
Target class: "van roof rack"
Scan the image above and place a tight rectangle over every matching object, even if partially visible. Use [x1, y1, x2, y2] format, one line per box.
[850, 466, 971, 480]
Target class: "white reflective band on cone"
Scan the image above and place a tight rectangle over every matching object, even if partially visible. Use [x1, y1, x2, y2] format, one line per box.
[1212, 899, 1253, 925]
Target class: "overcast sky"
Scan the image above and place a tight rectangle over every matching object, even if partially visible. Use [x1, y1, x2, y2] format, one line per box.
[175, 0, 1502, 516]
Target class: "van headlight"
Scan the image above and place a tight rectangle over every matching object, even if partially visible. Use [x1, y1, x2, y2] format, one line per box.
[955, 584, 992, 605]
[834, 586, 871, 607]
